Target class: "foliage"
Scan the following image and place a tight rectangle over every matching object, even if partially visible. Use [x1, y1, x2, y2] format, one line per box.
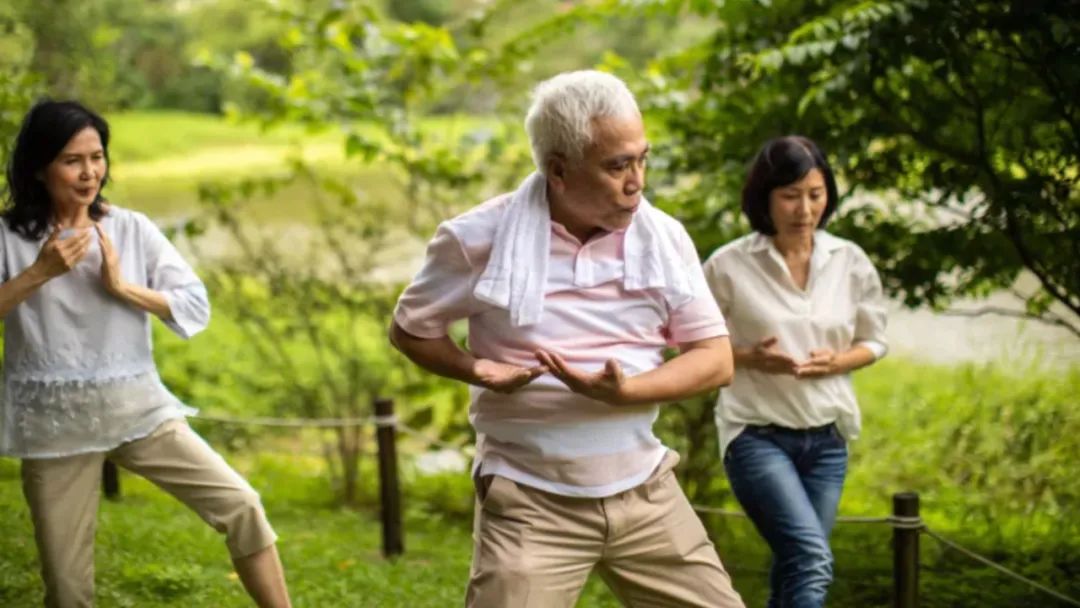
[613, 0, 1080, 336]
[157, 166, 469, 504]
[0, 3, 41, 163]
[174, 0, 536, 506]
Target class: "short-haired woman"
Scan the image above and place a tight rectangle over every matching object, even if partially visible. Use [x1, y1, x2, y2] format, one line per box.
[0, 100, 291, 607]
[703, 136, 888, 608]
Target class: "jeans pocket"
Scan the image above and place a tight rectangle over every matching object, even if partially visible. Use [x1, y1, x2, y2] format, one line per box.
[827, 425, 847, 449]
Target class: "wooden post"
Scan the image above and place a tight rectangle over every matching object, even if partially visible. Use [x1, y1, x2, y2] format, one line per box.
[102, 459, 120, 500]
[893, 492, 920, 608]
[374, 398, 404, 558]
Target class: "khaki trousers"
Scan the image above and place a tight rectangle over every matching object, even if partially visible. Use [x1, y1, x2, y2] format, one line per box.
[20, 418, 278, 608]
[466, 452, 745, 607]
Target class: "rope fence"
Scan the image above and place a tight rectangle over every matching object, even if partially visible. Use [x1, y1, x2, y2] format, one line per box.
[100, 404, 1079, 607]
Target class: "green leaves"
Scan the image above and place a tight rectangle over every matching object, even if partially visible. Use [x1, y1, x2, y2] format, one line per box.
[624, 0, 1080, 336]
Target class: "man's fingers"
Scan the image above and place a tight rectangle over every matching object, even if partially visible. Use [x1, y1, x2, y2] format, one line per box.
[535, 350, 569, 376]
[604, 359, 624, 382]
[759, 336, 779, 349]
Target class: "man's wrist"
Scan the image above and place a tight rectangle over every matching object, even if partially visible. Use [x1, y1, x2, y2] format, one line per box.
[613, 377, 641, 406]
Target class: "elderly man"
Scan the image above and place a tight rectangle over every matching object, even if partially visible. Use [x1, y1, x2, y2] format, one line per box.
[390, 70, 744, 608]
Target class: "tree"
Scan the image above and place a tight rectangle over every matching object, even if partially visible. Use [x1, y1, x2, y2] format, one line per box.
[0, 2, 40, 162]
[630, 0, 1080, 337]
[190, 0, 531, 504]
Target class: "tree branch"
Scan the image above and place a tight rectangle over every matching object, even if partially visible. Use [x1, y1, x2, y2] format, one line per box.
[941, 306, 1080, 339]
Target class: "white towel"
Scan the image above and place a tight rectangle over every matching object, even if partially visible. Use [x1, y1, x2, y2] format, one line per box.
[473, 172, 694, 327]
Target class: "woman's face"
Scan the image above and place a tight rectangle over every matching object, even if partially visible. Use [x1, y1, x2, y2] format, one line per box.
[42, 127, 107, 214]
[768, 168, 828, 238]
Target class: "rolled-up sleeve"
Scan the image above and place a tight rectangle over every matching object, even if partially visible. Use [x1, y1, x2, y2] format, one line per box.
[138, 215, 210, 339]
[853, 252, 888, 359]
[393, 223, 479, 339]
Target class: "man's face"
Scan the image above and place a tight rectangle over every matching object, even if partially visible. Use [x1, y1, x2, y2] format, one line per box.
[550, 114, 649, 236]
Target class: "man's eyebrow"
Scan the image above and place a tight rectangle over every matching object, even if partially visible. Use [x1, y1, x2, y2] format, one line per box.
[604, 144, 650, 164]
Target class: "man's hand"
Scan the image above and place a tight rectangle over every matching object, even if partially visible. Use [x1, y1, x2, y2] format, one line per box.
[473, 358, 547, 393]
[534, 350, 631, 406]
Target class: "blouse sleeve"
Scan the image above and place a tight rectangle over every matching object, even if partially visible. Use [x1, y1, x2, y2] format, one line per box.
[852, 250, 888, 359]
[136, 214, 210, 339]
[702, 249, 736, 320]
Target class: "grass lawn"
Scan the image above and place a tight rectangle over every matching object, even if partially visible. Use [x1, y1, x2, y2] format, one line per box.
[0, 453, 632, 608]
[101, 111, 503, 223]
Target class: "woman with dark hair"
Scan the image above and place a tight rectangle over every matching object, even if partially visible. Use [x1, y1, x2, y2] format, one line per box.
[0, 100, 292, 608]
[702, 136, 888, 608]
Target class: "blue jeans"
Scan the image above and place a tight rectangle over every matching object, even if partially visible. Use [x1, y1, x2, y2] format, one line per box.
[724, 424, 848, 608]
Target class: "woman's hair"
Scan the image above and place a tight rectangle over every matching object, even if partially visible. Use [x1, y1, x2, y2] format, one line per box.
[741, 135, 839, 235]
[3, 100, 110, 240]
[524, 70, 640, 175]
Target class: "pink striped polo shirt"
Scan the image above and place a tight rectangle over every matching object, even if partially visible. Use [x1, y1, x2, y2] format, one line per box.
[393, 194, 728, 497]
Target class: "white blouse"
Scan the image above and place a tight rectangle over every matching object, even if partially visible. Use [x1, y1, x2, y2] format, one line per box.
[0, 207, 208, 458]
[702, 230, 888, 456]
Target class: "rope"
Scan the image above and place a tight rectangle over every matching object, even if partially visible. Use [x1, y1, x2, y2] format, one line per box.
[922, 527, 1080, 607]
[194, 412, 473, 456]
[395, 422, 475, 456]
[194, 413, 378, 428]
[373, 415, 398, 428]
[691, 505, 923, 529]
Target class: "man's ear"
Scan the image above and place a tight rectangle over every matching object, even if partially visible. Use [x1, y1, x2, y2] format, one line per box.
[546, 155, 567, 192]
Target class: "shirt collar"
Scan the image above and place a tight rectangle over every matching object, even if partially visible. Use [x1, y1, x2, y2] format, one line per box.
[748, 230, 844, 254]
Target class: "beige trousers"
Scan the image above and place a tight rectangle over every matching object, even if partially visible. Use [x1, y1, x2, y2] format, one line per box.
[20, 418, 278, 608]
[466, 452, 745, 607]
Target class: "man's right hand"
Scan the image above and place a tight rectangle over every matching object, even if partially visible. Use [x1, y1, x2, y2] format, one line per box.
[473, 358, 548, 393]
[33, 226, 94, 280]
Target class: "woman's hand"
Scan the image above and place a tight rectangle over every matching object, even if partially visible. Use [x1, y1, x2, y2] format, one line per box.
[746, 336, 799, 375]
[33, 226, 94, 280]
[473, 358, 547, 394]
[535, 350, 632, 405]
[795, 348, 838, 378]
[95, 224, 126, 298]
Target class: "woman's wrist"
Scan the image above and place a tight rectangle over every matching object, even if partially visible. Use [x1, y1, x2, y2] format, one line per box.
[25, 260, 55, 284]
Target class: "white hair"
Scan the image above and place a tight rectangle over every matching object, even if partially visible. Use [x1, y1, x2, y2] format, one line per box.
[524, 70, 641, 174]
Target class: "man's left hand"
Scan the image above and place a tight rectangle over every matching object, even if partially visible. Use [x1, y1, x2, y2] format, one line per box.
[535, 350, 632, 406]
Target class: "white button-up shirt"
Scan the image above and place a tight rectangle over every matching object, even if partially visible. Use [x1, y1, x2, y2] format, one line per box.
[0, 207, 208, 458]
[702, 230, 887, 456]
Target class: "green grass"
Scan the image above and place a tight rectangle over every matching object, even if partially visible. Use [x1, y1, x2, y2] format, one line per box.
[0, 452, 624, 607]
[100, 111, 504, 222]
